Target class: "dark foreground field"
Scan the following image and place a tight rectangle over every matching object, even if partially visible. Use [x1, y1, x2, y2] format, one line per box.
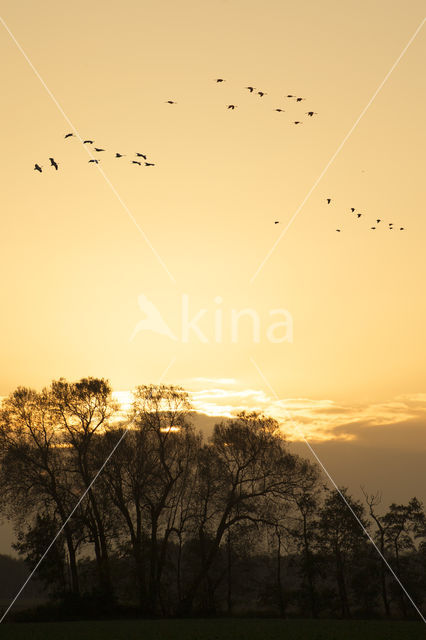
[0, 618, 425, 640]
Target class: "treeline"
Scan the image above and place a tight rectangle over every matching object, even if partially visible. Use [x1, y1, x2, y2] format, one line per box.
[0, 378, 425, 619]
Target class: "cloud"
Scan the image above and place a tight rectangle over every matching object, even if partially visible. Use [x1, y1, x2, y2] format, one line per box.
[5, 386, 423, 450]
[188, 387, 426, 446]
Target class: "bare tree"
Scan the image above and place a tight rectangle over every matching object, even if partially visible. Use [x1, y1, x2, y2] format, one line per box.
[317, 488, 369, 618]
[49, 377, 119, 601]
[0, 387, 82, 596]
[178, 412, 306, 614]
[382, 498, 425, 618]
[97, 385, 199, 614]
[362, 489, 391, 617]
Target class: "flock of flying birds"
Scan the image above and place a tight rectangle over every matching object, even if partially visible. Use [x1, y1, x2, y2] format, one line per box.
[32, 77, 406, 233]
[33, 78, 316, 175]
[33, 135, 156, 173]
[165, 78, 319, 126]
[326, 199, 406, 232]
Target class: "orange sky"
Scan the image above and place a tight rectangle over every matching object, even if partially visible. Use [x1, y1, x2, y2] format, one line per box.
[1, 0, 425, 447]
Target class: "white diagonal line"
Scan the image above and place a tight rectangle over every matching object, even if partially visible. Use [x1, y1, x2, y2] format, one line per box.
[0, 356, 176, 623]
[1, 15, 176, 284]
[250, 16, 425, 284]
[249, 356, 426, 624]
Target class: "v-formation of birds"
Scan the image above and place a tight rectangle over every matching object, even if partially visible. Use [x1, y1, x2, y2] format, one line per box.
[34, 135, 156, 173]
[166, 78, 319, 126]
[326, 199, 406, 232]
[34, 77, 317, 174]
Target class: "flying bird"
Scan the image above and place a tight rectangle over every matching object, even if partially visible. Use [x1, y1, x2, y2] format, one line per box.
[215, 78, 225, 82]
[357, 213, 362, 218]
[286, 95, 295, 98]
[115, 153, 125, 158]
[136, 153, 147, 159]
[336, 229, 341, 232]
[371, 227, 376, 230]
[350, 208, 355, 212]
[49, 157, 58, 170]
[274, 221, 279, 224]
[166, 100, 177, 104]
[246, 86, 255, 92]
[275, 108, 285, 112]
[88, 159, 99, 164]
[400, 227, 405, 231]
[64, 133, 74, 138]
[132, 161, 141, 165]
[376, 219, 381, 223]
[293, 121, 302, 125]
[257, 91, 266, 97]
[145, 162, 155, 166]
[327, 198, 331, 204]
[306, 111, 317, 116]
[227, 105, 236, 109]
[34, 163, 42, 172]
[83, 140, 93, 144]
[94, 148, 105, 152]
[296, 97, 305, 102]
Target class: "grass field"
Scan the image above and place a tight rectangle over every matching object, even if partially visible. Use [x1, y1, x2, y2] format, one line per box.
[0, 618, 425, 640]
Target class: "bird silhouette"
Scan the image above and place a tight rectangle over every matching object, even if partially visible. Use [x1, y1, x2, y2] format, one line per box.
[83, 140, 93, 144]
[166, 100, 177, 104]
[371, 227, 376, 230]
[145, 162, 155, 166]
[350, 208, 355, 212]
[136, 153, 147, 159]
[296, 97, 305, 102]
[274, 221, 279, 224]
[400, 227, 405, 230]
[215, 78, 225, 82]
[246, 86, 255, 92]
[327, 198, 331, 204]
[286, 95, 295, 98]
[357, 213, 362, 218]
[34, 163, 42, 172]
[257, 91, 266, 97]
[336, 229, 341, 232]
[64, 133, 73, 139]
[49, 157, 58, 170]
[115, 153, 125, 158]
[130, 294, 177, 342]
[94, 148, 105, 152]
[88, 159, 99, 164]
[132, 160, 141, 165]
[293, 121, 302, 125]
[306, 111, 317, 116]
[275, 108, 285, 112]
[227, 105, 236, 109]
[376, 219, 381, 223]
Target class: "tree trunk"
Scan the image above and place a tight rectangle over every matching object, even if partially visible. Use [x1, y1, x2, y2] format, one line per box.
[276, 530, 285, 617]
[336, 549, 350, 618]
[64, 529, 79, 596]
[379, 532, 390, 618]
[394, 540, 407, 618]
[302, 514, 317, 618]
[227, 529, 232, 614]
